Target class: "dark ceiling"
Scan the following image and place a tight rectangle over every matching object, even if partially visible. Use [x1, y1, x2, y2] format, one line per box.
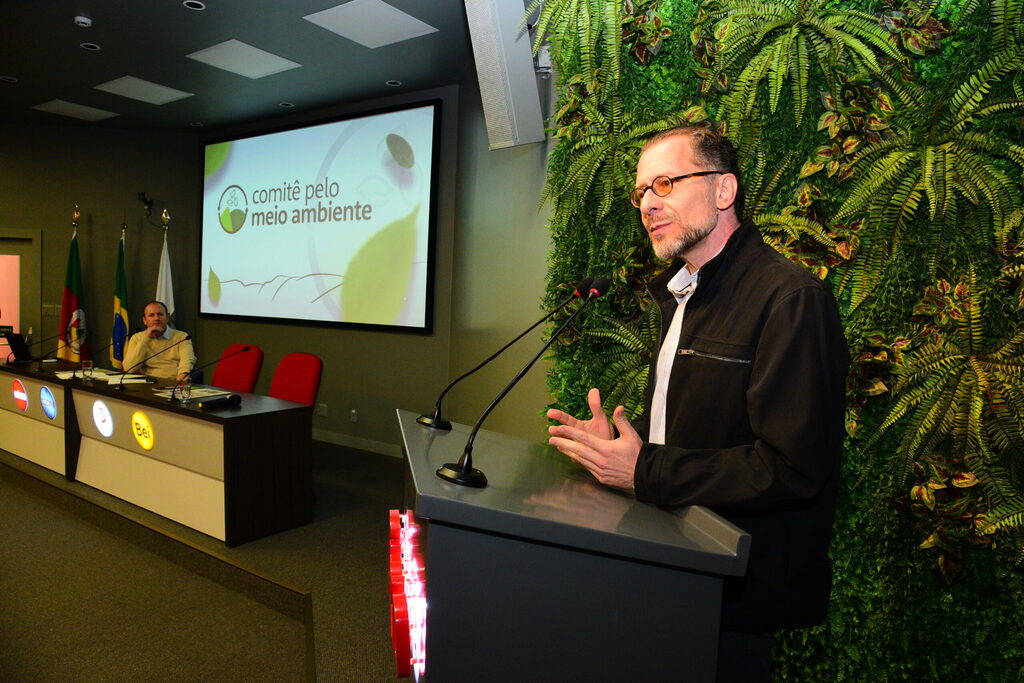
[0, 0, 474, 133]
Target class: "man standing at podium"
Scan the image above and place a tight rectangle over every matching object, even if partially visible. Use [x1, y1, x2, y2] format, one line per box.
[123, 301, 195, 381]
[547, 126, 849, 682]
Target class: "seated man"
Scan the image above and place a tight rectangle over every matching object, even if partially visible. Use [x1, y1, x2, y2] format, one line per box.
[122, 301, 195, 381]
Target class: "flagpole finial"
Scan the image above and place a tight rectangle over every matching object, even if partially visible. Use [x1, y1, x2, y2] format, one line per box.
[161, 208, 171, 228]
[72, 205, 80, 228]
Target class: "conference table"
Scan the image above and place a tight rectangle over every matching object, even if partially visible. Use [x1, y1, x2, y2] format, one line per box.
[0, 361, 312, 545]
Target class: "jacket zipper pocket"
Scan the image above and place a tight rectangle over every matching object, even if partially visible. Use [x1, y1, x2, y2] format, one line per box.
[677, 348, 752, 364]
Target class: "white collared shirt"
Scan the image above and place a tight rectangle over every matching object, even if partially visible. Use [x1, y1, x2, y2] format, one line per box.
[649, 267, 699, 445]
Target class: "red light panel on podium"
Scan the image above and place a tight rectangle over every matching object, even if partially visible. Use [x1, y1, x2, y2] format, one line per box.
[388, 509, 426, 680]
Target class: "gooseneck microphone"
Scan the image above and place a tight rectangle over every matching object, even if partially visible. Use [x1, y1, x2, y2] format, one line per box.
[418, 278, 595, 430]
[33, 331, 81, 372]
[169, 345, 250, 402]
[115, 334, 192, 391]
[436, 277, 611, 488]
[67, 336, 119, 382]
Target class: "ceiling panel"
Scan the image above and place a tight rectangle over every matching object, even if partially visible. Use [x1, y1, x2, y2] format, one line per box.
[0, 0, 473, 132]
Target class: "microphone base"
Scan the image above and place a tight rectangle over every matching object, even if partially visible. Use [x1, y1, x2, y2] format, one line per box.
[416, 414, 452, 430]
[436, 463, 487, 488]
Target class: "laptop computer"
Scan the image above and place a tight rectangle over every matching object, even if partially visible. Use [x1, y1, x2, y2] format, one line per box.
[2, 331, 33, 362]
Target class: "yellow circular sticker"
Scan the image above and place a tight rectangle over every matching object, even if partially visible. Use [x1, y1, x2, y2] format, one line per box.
[131, 411, 155, 450]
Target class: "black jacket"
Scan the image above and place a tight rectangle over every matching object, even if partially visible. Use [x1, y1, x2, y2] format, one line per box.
[633, 220, 849, 632]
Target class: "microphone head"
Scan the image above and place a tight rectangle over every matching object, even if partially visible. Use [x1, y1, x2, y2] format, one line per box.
[573, 278, 594, 298]
[589, 277, 611, 298]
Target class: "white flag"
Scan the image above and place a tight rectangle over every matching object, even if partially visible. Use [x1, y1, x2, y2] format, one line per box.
[156, 231, 175, 323]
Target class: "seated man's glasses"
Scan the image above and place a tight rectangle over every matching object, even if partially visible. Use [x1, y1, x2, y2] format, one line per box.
[630, 171, 724, 208]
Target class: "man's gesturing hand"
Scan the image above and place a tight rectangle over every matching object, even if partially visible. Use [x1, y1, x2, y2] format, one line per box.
[547, 388, 642, 492]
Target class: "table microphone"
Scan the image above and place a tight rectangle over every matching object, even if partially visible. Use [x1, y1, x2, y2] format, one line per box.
[436, 277, 611, 488]
[34, 334, 79, 372]
[197, 394, 242, 410]
[418, 278, 595, 431]
[115, 334, 192, 390]
[65, 336, 119, 382]
[169, 345, 251, 402]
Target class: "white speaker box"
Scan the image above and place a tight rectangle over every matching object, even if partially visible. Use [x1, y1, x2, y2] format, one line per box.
[464, 0, 546, 149]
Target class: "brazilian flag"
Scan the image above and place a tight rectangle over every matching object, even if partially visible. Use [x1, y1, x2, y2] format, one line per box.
[111, 233, 129, 369]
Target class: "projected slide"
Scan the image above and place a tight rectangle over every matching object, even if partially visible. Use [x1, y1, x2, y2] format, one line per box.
[200, 102, 438, 330]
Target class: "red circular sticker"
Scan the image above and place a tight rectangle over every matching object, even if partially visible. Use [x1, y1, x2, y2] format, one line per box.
[12, 379, 28, 411]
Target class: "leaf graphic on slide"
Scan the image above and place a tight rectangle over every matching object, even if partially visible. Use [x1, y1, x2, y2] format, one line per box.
[219, 207, 247, 233]
[386, 134, 414, 168]
[208, 267, 221, 306]
[205, 142, 231, 178]
[342, 206, 418, 324]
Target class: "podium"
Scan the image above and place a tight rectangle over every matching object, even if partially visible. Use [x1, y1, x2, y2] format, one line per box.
[393, 409, 750, 682]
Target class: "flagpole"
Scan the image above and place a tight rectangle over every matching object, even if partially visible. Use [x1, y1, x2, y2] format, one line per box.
[156, 208, 176, 327]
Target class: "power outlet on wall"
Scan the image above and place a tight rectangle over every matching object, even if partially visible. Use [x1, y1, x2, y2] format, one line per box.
[350, 409, 358, 423]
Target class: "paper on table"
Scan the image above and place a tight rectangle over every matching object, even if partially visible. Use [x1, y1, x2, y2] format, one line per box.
[103, 375, 149, 384]
[152, 386, 231, 399]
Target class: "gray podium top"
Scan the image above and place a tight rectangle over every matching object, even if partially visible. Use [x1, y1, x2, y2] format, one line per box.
[397, 409, 749, 577]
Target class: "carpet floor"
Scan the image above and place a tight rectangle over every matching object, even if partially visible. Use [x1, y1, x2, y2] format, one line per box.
[0, 441, 407, 682]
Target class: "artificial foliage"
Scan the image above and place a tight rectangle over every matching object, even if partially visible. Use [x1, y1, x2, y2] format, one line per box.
[535, 0, 1024, 678]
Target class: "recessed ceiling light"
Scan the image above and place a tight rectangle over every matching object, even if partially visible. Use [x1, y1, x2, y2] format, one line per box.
[189, 121, 204, 127]
[80, 42, 101, 51]
[279, 102, 294, 108]
[183, 0, 206, 9]
[386, 80, 402, 87]
[0, 76, 18, 84]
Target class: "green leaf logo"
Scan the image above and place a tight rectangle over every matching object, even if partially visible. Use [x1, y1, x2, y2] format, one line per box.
[216, 185, 248, 234]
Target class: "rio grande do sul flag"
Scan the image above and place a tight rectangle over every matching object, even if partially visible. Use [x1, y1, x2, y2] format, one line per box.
[111, 232, 129, 369]
[58, 230, 88, 362]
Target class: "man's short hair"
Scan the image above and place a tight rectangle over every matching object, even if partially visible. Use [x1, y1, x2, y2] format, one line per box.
[142, 301, 169, 316]
[642, 126, 745, 220]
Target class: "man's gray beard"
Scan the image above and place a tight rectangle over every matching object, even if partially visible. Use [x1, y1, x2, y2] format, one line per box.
[653, 216, 718, 261]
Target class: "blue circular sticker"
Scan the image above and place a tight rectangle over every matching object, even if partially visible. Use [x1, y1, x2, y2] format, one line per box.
[39, 386, 58, 420]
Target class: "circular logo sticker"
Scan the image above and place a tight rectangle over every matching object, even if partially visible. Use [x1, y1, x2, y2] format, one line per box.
[131, 411, 155, 451]
[12, 379, 28, 411]
[92, 400, 114, 437]
[217, 184, 248, 233]
[39, 386, 57, 420]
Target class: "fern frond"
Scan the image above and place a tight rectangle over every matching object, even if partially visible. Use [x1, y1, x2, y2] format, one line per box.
[836, 150, 916, 220]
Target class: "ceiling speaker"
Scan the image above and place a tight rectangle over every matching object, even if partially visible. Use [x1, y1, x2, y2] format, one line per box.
[464, 0, 545, 150]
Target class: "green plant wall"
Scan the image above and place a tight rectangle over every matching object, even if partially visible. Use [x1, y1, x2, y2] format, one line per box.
[534, 0, 1024, 678]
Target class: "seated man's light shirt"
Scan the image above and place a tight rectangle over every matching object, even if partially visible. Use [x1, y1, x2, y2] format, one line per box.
[649, 267, 698, 445]
[123, 327, 195, 379]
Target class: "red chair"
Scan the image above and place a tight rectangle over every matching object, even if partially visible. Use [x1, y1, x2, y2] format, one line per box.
[269, 352, 323, 406]
[209, 343, 264, 394]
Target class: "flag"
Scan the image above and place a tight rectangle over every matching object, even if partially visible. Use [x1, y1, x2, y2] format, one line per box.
[156, 230, 175, 324]
[58, 230, 88, 362]
[111, 232, 129, 369]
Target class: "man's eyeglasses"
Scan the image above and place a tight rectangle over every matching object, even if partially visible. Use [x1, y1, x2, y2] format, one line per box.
[630, 171, 724, 208]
